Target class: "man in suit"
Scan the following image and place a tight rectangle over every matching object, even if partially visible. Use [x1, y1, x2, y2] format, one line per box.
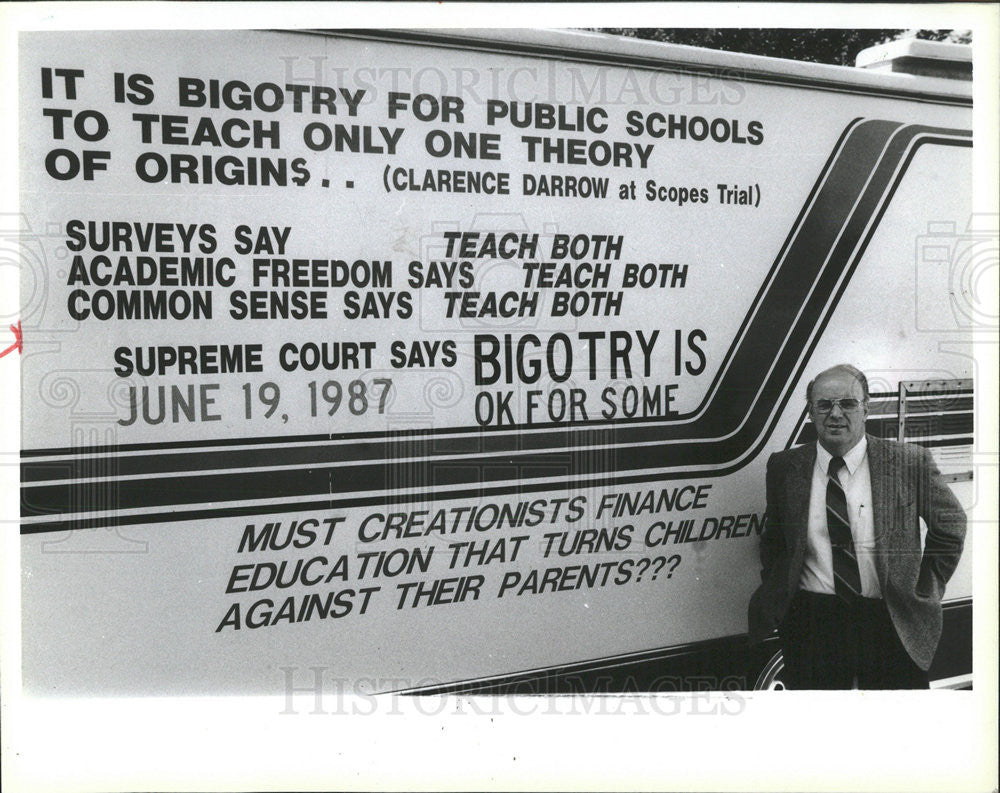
[748, 364, 966, 689]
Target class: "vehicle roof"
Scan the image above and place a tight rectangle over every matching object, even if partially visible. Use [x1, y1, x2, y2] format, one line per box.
[311, 28, 973, 107]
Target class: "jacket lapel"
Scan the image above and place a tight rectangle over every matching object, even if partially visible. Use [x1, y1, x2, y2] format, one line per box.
[867, 434, 891, 589]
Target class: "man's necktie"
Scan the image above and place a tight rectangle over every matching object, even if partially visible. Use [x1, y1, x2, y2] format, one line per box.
[827, 456, 862, 604]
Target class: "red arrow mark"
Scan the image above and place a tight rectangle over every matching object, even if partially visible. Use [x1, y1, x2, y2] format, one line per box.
[0, 321, 22, 358]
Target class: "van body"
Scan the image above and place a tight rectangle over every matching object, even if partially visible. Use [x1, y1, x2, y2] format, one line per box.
[19, 29, 975, 694]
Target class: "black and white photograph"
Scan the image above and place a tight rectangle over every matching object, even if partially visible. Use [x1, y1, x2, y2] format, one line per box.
[2, 3, 997, 791]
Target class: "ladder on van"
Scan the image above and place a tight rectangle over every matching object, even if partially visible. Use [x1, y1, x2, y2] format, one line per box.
[894, 378, 974, 483]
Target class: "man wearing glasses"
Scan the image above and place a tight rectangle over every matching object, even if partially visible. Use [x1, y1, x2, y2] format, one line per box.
[748, 364, 966, 688]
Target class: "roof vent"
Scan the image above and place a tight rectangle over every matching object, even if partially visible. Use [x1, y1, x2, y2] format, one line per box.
[856, 38, 971, 80]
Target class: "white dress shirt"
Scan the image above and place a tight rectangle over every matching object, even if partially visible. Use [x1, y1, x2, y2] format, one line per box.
[800, 436, 881, 598]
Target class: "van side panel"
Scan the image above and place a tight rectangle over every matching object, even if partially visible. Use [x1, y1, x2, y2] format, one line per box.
[18, 30, 973, 694]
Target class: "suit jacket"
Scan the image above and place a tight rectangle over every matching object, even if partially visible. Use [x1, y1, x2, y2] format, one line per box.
[747, 434, 967, 670]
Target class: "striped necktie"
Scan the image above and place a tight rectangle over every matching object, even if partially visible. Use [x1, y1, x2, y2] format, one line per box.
[827, 456, 862, 604]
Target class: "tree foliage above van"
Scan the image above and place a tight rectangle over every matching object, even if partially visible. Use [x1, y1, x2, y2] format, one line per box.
[595, 29, 973, 66]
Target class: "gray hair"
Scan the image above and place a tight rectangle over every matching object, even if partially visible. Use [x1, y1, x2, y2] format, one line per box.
[806, 364, 870, 403]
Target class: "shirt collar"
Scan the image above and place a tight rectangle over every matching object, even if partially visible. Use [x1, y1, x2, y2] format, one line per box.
[816, 435, 868, 476]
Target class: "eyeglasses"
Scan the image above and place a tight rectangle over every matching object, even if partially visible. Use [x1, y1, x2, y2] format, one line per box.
[811, 398, 864, 414]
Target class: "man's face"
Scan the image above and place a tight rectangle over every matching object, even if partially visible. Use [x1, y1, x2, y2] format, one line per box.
[809, 370, 869, 456]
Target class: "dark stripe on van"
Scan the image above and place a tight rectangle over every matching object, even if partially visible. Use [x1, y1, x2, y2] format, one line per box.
[21, 123, 972, 532]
